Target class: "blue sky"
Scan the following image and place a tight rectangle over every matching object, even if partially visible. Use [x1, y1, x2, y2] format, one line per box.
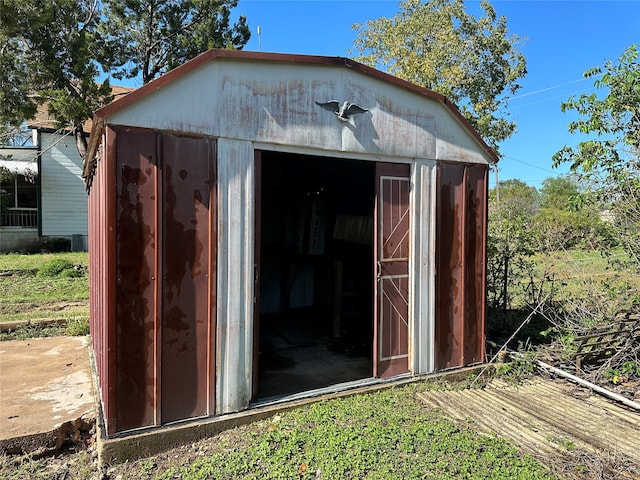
[230, 0, 639, 189]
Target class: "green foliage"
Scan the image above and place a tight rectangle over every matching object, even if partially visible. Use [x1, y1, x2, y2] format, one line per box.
[37, 259, 81, 278]
[0, 253, 89, 327]
[495, 349, 537, 383]
[0, 0, 113, 132]
[98, 0, 250, 84]
[1, 0, 250, 162]
[352, 0, 527, 152]
[65, 317, 90, 336]
[154, 386, 555, 480]
[487, 179, 538, 311]
[604, 361, 640, 385]
[0, 33, 37, 133]
[553, 44, 640, 269]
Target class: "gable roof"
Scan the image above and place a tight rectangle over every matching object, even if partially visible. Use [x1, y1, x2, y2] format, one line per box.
[84, 49, 498, 188]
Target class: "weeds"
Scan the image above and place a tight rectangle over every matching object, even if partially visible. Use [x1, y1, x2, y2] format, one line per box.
[150, 385, 555, 480]
[36, 259, 82, 278]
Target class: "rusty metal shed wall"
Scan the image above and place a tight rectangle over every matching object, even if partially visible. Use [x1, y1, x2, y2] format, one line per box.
[104, 60, 490, 167]
[90, 126, 217, 434]
[87, 51, 493, 434]
[89, 127, 118, 431]
[434, 162, 488, 370]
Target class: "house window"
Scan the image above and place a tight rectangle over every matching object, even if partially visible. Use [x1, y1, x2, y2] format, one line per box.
[0, 174, 38, 227]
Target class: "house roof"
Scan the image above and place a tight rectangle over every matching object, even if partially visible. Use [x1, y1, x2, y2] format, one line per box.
[84, 49, 499, 188]
[28, 85, 133, 134]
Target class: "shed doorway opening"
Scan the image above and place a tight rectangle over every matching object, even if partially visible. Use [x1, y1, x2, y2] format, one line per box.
[255, 152, 375, 399]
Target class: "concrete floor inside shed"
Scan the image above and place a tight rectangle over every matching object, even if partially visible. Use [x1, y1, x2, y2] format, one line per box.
[255, 311, 372, 399]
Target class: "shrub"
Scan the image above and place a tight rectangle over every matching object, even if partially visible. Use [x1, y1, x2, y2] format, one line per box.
[37, 258, 80, 277]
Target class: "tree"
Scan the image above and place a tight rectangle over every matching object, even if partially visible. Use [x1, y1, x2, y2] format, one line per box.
[98, 0, 250, 85]
[487, 179, 537, 311]
[0, 0, 111, 158]
[539, 176, 580, 211]
[553, 45, 640, 268]
[1, 0, 250, 176]
[352, 0, 526, 152]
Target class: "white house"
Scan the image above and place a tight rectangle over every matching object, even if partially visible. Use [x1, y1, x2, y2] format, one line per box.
[0, 87, 131, 252]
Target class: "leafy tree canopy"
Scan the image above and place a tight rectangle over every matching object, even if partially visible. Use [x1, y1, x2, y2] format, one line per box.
[538, 176, 581, 211]
[553, 44, 639, 175]
[553, 44, 639, 267]
[352, 0, 527, 153]
[98, 0, 250, 84]
[490, 178, 539, 217]
[0, 0, 110, 140]
[0, 0, 250, 159]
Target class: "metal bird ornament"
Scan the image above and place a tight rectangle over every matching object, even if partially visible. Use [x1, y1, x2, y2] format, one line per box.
[315, 100, 369, 121]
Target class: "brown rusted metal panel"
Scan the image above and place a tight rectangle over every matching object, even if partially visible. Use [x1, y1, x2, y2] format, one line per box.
[463, 164, 487, 365]
[435, 163, 465, 370]
[114, 126, 158, 431]
[374, 162, 410, 378]
[435, 163, 487, 370]
[160, 133, 214, 423]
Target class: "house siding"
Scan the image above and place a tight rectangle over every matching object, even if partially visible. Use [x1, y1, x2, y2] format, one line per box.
[39, 131, 88, 241]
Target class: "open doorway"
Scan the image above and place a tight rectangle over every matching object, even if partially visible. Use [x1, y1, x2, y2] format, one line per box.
[255, 151, 376, 399]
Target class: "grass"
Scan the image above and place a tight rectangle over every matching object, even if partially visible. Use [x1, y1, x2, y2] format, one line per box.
[104, 383, 556, 480]
[0, 252, 89, 333]
[532, 248, 639, 306]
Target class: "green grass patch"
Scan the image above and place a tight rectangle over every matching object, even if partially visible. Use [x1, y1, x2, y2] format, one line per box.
[0, 252, 88, 272]
[148, 385, 556, 480]
[0, 253, 89, 329]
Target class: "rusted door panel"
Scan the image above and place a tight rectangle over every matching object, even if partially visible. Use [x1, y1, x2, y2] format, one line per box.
[374, 163, 410, 378]
[435, 163, 487, 370]
[160, 134, 213, 423]
[435, 163, 465, 370]
[463, 164, 487, 364]
[115, 127, 158, 431]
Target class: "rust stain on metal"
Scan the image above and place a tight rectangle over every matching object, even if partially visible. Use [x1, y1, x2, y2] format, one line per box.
[93, 126, 217, 433]
[160, 133, 213, 424]
[115, 127, 158, 431]
[435, 163, 487, 370]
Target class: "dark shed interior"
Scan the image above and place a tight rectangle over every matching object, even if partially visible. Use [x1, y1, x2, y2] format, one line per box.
[256, 152, 376, 399]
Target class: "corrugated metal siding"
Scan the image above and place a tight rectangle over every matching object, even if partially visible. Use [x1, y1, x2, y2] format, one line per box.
[39, 132, 88, 237]
[115, 127, 158, 431]
[106, 61, 489, 166]
[91, 126, 217, 434]
[216, 138, 255, 414]
[463, 165, 487, 364]
[160, 134, 216, 423]
[435, 163, 487, 370]
[88, 128, 116, 432]
[409, 160, 437, 375]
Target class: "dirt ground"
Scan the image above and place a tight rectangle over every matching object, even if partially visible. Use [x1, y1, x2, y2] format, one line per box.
[2, 375, 640, 480]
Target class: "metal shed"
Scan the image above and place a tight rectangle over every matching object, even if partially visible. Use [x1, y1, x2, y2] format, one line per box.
[85, 50, 495, 435]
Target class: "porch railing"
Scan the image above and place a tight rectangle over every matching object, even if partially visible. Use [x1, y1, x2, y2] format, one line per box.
[1, 208, 38, 228]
